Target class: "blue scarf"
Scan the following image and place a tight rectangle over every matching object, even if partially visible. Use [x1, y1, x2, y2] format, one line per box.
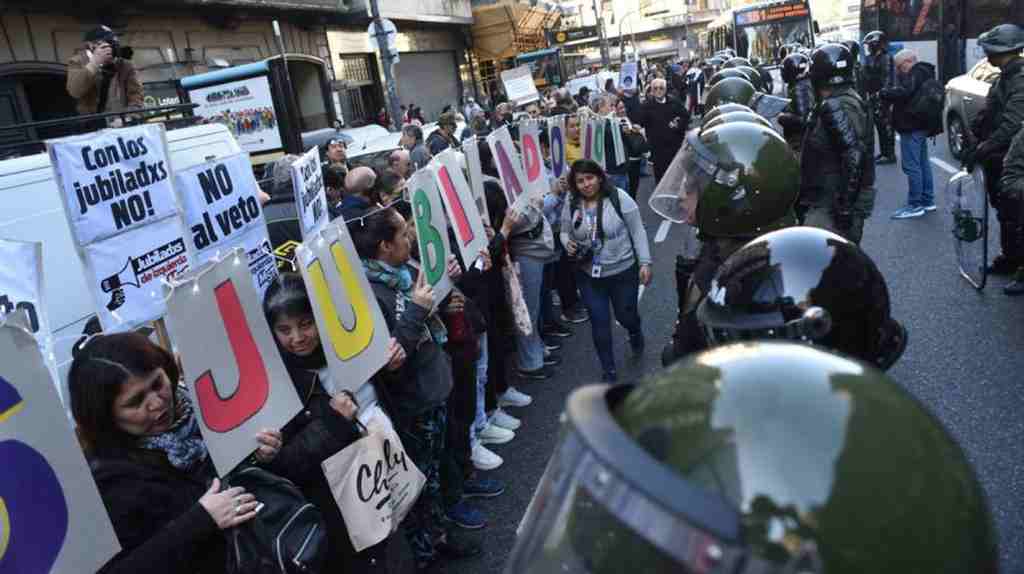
[363, 259, 447, 345]
[138, 391, 209, 472]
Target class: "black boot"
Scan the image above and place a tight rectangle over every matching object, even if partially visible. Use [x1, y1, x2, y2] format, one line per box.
[661, 256, 697, 367]
[991, 221, 1024, 275]
[1004, 268, 1024, 296]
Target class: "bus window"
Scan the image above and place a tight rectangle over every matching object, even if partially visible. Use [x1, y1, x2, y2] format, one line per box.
[966, 0, 1022, 38]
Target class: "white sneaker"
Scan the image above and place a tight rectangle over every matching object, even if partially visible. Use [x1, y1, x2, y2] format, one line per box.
[489, 408, 522, 431]
[498, 386, 533, 408]
[478, 422, 515, 445]
[472, 442, 503, 470]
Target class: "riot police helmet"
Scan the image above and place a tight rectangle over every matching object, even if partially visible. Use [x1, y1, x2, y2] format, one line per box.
[781, 52, 812, 84]
[862, 30, 887, 50]
[842, 39, 862, 61]
[505, 342, 999, 573]
[809, 43, 856, 89]
[708, 68, 750, 88]
[722, 56, 752, 69]
[701, 103, 755, 125]
[701, 110, 774, 132]
[649, 122, 798, 237]
[704, 76, 757, 109]
[698, 226, 908, 370]
[978, 24, 1024, 56]
[735, 66, 765, 90]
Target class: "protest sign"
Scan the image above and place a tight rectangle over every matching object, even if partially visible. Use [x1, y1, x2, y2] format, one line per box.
[485, 126, 527, 208]
[0, 239, 52, 343]
[49, 124, 179, 246]
[610, 117, 627, 166]
[548, 116, 568, 179]
[500, 65, 540, 106]
[591, 117, 606, 170]
[164, 250, 303, 476]
[295, 222, 391, 395]
[408, 170, 453, 306]
[0, 317, 121, 573]
[432, 150, 488, 268]
[518, 120, 549, 200]
[567, 75, 600, 97]
[175, 153, 278, 295]
[620, 62, 638, 91]
[82, 216, 189, 330]
[582, 117, 594, 161]
[461, 138, 491, 224]
[291, 146, 328, 239]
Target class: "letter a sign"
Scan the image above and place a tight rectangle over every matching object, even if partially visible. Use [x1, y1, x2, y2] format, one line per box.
[296, 222, 391, 395]
[165, 250, 303, 476]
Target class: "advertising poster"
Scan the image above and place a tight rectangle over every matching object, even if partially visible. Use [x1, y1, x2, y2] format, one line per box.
[295, 222, 391, 395]
[408, 170, 453, 306]
[0, 318, 121, 573]
[187, 76, 282, 154]
[291, 146, 328, 240]
[431, 150, 488, 268]
[164, 250, 303, 476]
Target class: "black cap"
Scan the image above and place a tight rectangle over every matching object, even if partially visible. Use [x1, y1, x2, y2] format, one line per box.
[84, 25, 116, 43]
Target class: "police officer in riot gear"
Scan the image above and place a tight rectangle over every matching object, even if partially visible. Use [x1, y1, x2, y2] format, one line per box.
[967, 23, 1024, 295]
[699, 226, 908, 370]
[800, 43, 876, 245]
[649, 119, 799, 366]
[777, 51, 815, 154]
[862, 31, 897, 164]
[704, 76, 790, 120]
[506, 343, 999, 574]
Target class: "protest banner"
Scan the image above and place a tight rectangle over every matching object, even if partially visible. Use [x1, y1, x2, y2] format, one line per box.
[500, 65, 540, 106]
[185, 76, 282, 155]
[295, 222, 391, 395]
[461, 138, 491, 224]
[619, 61, 638, 91]
[408, 170, 453, 306]
[48, 125, 189, 332]
[49, 124, 179, 246]
[0, 316, 121, 573]
[591, 117, 606, 170]
[548, 115, 568, 179]
[164, 250, 303, 476]
[431, 150, 488, 268]
[175, 152, 278, 295]
[0, 239, 52, 343]
[291, 146, 328, 239]
[610, 117, 627, 166]
[518, 120, 549, 200]
[582, 117, 594, 161]
[567, 75, 600, 97]
[485, 126, 527, 208]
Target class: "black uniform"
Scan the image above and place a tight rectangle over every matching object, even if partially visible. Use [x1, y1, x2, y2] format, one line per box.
[862, 48, 896, 160]
[778, 77, 815, 154]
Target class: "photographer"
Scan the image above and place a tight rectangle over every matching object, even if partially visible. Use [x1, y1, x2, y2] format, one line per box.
[66, 26, 143, 117]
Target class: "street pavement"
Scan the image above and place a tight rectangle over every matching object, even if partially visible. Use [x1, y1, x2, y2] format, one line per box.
[448, 134, 1024, 573]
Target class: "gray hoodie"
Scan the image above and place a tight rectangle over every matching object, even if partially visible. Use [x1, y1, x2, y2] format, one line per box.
[560, 187, 651, 278]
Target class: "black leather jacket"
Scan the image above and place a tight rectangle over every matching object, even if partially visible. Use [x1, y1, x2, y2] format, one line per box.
[1002, 126, 1024, 199]
[799, 85, 876, 216]
[862, 51, 894, 94]
[970, 56, 1024, 169]
[778, 78, 816, 145]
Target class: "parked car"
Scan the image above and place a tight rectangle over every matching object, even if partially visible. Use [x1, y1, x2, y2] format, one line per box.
[944, 58, 1001, 160]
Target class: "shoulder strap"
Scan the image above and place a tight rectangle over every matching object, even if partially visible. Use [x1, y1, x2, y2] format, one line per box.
[602, 189, 639, 266]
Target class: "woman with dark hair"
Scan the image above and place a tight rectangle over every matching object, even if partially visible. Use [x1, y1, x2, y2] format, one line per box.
[372, 168, 407, 205]
[262, 272, 406, 572]
[560, 159, 652, 382]
[68, 332, 268, 574]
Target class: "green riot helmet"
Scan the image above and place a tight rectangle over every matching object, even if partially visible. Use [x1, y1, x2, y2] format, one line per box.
[978, 23, 1024, 56]
[506, 343, 999, 574]
[701, 110, 774, 132]
[701, 102, 755, 125]
[704, 76, 756, 109]
[722, 56, 752, 68]
[708, 68, 749, 88]
[735, 66, 764, 90]
[698, 226, 908, 369]
[649, 122, 798, 237]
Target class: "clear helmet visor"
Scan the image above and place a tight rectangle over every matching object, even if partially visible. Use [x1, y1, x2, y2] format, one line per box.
[649, 131, 736, 225]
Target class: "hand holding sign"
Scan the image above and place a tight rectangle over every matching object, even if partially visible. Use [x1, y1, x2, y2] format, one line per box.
[411, 268, 434, 310]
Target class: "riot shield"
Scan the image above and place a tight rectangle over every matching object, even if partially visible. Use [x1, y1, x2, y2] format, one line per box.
[945, 169, 988, 290]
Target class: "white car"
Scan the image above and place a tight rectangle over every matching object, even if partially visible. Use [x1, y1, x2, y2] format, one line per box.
[944, 58, 1001, 160]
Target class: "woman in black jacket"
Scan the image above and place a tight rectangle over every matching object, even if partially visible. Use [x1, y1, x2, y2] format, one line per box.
[68, 332, 266, 574]
[262, 272, 408, 572]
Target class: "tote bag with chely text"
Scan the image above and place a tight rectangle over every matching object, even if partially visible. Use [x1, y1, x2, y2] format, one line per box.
[321, 405, 426, 551]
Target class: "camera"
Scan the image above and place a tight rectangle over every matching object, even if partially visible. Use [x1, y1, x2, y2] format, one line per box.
[107, 40, 133, 61]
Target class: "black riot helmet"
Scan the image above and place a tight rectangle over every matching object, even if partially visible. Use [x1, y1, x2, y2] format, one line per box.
[842, 39, 862, 61]
[704, 76, 757, 108]
[735, 66, 764, 90]
[781, 52, 811, 84]
[506, 342, 999, 574]
[698, 226, 908, 370]
[862, 30, 887, 51]
[708, 68, 750, 88]
[809, 43, 856, 89]
[978, 24, 1024, 56]
[722, 56, 752, 69]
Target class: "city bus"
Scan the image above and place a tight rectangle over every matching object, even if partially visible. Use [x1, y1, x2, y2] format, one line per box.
[859, 0, 1024, 83]
[702, 0, 816, 64]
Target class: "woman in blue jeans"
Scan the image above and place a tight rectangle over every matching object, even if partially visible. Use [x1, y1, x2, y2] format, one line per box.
[560, 159, 652, 381]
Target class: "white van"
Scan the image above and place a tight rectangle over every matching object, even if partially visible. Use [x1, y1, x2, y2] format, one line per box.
[0, 123, 243, 396]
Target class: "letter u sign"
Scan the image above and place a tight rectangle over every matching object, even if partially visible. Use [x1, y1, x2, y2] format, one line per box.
[307, 241, 375, 360]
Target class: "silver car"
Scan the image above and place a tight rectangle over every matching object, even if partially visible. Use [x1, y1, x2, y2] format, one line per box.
[944, 58, 1001, 160]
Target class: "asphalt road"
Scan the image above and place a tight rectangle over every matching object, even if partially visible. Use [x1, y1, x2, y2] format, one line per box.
[447, 134, 1024, 573]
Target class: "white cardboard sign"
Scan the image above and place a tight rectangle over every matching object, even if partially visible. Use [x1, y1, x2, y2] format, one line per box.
[500, 65, 540, 106]
[0, 318, 121, 573]
[295, 222, 391, 395]
[291, 146, 328, 240]
[164, 250, 303, 476]
[408, 170, 454, 306]
[461, 138, 491, 225]
[548, 115, 568, 179]
[0, 239, 52, 345]
[431, 150, 488, 268]
[619, 62, 639, 91]
[590, 117, 607, 170]
[518, 120, 549, 200]
[485, 126, 528, 209]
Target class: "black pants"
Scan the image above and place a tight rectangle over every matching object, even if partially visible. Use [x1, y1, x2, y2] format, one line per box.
[627, 159, 643, 199]
[442, 341, 478, 507]
[554, 253, 579, 312]
[869, 93, 895, 157]
[984, 161, 1024, 262]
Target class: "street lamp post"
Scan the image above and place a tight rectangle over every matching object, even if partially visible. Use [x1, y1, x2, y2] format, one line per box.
[618, 10, 640, 64]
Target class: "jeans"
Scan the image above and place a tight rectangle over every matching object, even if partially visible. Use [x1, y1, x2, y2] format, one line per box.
[575, 265, 643, 375]
[473, 332, 488, 441]
[608, 172, 629, 193]
[899, 130, 934, 207]
[515, 256, 546, 371]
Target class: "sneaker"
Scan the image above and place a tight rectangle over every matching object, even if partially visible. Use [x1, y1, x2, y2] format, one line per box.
[437, 534, 483, 560]
[551, 292, 562, 307]
[498, 386, 533, 407]
[463, 477, 506, 498]
[478, 422, 515, 445]
[489, 408, 522, 431]
[517, 367, 549, 382]
[543, 353, 562, 367]
[446, 500, 486, 530]
[544, 340, 563, 352]
[601, 370, 618, 383]
[922, 203, 937, 212]
[542, 323, 573, 339]
[876, 154, 897, 164]
[892, 206, 925, 219]
[471, 442, 503, 470]
[560, 307, 590, 324]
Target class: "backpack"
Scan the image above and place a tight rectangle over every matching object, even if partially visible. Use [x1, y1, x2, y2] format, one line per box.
[224, 466, 328, 574]
[909, 76, 945, 137]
